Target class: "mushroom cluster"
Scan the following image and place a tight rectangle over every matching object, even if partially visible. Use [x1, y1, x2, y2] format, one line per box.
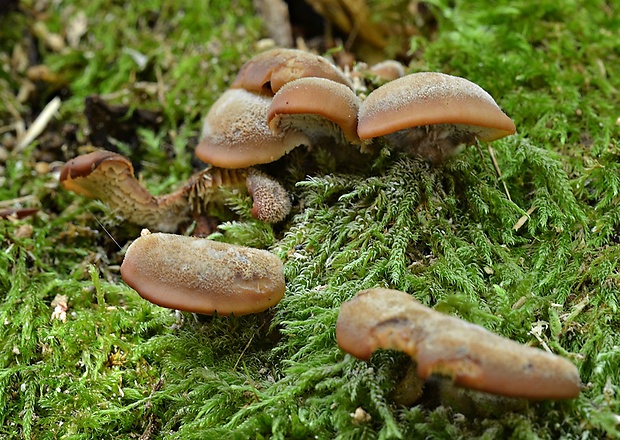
[194, 48, 363, 177]
[337, 289, 581, 400]
[60, 48, 516, 316]
[55, 48, 583, 409]
[61, 48, 516, 233]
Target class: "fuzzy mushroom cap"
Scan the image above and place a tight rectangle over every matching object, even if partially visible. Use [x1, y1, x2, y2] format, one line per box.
[336, 288, 581, 400]
[195, 88, 310, 169]
[357, 72, 516, 142]
[368, 60, 406, 82]
[230, 48, 353, 95]
[267, 77, 361, 145]
[121, 231, 286, 315]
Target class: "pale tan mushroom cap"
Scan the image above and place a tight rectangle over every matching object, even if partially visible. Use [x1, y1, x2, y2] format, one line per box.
[267, 77, 361, 144]
[337, 288, 581, 400]
[231, 48, 353, 95]
[368, 60, 406, 82]
[121, 232, 286, 315]
[195, 89, 310, 168]
[358, 72, 516, 142]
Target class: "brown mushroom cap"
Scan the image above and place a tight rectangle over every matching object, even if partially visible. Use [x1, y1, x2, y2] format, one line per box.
[267, 77, 361, 145]
[357, 72, 516, 142]
[120, 231, 286, 315]
[195, 88, 310, 169]
[230, 48, 353, 95]
[337, 288, 581, 400]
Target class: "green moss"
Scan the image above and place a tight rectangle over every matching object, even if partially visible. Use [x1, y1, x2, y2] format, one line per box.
[1, 0, 620, 438]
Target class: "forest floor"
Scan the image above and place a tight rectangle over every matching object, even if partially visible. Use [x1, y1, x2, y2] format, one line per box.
[1, 0, 620, 438]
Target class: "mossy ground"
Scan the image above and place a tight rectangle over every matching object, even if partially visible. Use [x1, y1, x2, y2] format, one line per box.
[1, 0, 620, 438]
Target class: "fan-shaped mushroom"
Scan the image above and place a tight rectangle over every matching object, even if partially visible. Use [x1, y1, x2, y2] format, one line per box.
[120, 230, 285, 315]
[336, 288, 581, 400]
[267, 77, 361, 146]
[60, 150, 249, 232]
[59, 149, 292, 228]
[357, 72, 516, 163]
[195, 88, 310, 169]
[230, 48, 353, 95]
[368, 60, 406, 82]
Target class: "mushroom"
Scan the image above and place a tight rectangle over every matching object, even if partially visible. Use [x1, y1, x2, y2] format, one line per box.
[267, 77, 362, 146]
[246, 169, 292, 223]
[357, 72, 516, 163]
[336, 288, 581, 400]
[59, 149, 293, 229]
[368, 60, 406, 82]
[61, 151, 202, 232]
[120, 230, 285, 315]
[62, 49, 363, 229]
[195, 88, 310, 169]
[230, 48, 353, 95]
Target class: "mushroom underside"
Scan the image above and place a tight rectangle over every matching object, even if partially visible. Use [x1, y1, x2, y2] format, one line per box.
[270, 114, 352, 147]
[60, 150, 291, 232]
[382, 123, 485, 164]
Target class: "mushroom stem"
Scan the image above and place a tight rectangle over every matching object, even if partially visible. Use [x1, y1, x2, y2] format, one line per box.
[246, 169, 291, 223]
[336, 288, 582, 400]
[60, 150, 248, 232]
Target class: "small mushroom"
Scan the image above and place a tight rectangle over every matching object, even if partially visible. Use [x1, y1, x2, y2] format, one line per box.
[357, 72, 516, 163]
[368, 60, 406, 82]
[230, 48, 353, 95]
[267, 77, 362, 146]
[59, 150, 248, 232]
[336, 288, 581, 400]
[195, 88, 310, 169]
[120, 230, 285, 315]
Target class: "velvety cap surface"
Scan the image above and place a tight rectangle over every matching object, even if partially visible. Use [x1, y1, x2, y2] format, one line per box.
[337, 288, 581, 400]
[121, 232, 286, 315]
[195, 89, 309, 168]
[358, 72, 516, 141]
